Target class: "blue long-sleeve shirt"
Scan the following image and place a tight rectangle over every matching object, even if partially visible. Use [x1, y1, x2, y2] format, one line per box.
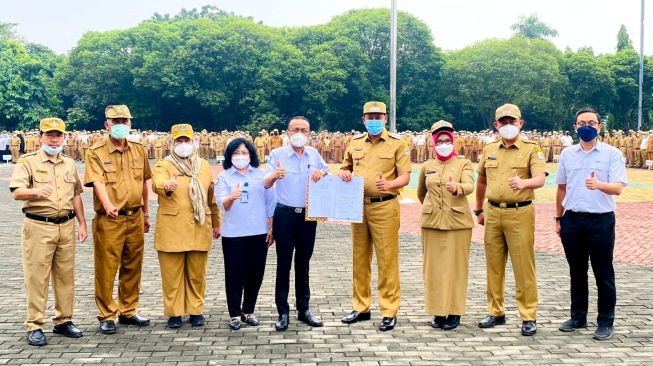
[215, 166, 276, 237]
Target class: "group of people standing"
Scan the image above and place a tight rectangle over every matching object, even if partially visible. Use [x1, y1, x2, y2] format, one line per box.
[10, 100, 626, 348]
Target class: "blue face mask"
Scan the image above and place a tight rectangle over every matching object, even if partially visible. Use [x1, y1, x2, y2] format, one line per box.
[365, 119, 385, 136]
[42, 144, 63, 156]
[577, 126, 598, 142]
[110, 124, 130, 140]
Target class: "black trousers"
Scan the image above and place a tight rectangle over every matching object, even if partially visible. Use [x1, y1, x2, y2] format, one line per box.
[560, 211, 616, 327]
[273, 205, 317, 315]
[221, 234, 268, 318]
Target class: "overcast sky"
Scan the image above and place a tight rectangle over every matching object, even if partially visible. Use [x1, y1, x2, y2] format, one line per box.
[1, 0, 651, 55]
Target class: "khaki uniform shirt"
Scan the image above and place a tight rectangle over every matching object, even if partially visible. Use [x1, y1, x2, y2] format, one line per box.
[478, 137, 547, 203]
[9, 149, 83, 217]
[84, 136, 152, 212]
[417, 157, 474, 230]
[341, 130, 411, 197]
[269, 136, 283, 149]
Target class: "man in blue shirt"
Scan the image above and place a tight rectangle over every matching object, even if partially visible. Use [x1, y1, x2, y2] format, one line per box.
[555, 108, 627, 341]
[264, 116, 329, 331]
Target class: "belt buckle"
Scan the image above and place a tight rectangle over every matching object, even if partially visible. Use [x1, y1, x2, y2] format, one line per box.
[499, 202, 507, 208]
[125, 210, 134, 216]
[294, 208, 303, 214]
[364, 197, 371, 204]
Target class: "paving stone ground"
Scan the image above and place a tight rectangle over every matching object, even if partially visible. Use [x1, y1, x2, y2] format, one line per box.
[0, 162, 651, 365]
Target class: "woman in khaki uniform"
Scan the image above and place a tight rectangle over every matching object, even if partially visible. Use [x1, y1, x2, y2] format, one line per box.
[152, 124, 221, 329]
[417, 120, 474, 331]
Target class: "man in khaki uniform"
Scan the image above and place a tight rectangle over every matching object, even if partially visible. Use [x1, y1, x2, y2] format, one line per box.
[25, 133, 36, 154]
[269, 129, 284, 151]
[84, 105, 152, 334]
[540, 133, 551, 162]
[10, 133, 21, 162]
[339, 101, 411, 332]
[199, 129, 210, 159]
[475, 103, 547, 336]
[254, 131, 267, 162]
[154, 135, 165, 161]
[10, 117, 87, 346]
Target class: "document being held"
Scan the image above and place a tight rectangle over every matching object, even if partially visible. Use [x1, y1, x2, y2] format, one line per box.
[306, 175, 364, 223]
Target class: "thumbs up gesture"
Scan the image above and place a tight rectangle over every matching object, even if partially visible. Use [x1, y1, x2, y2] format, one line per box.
[164, 173, 179, 193]
[35, 179, 55, 199]
[230, 183, 242, 201]
[375, 172, 392, 191]
[584, 170, 600, 190]
[274, 160, 286, 179]
[507, 169, 526, 191]
[445, 176, 457, 194]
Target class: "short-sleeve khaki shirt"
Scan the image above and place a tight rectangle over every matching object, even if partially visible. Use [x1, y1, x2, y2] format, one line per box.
[84, 136, 152, 212]
[477, 136, 547, 203]
[341, 130, 412, 197]
[9, 149, 83, 217]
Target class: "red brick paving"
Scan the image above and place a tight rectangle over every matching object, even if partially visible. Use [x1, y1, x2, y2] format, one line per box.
[400, 202, 653, 266]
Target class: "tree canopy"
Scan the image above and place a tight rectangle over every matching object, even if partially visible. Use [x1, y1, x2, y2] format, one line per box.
[0, 9, 651, 133]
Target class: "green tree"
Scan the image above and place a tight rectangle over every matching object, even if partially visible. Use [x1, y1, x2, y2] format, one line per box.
[616, 24, 633, 51]
[510, 14, 558, 39]
[440, 36, 568, 130]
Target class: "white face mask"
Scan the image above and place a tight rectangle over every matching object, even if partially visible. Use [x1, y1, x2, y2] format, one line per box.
[435, 143, 454, 157]
[174, 142, 194, 158]
[498, 124, 520, 140]
[232, 155, 250, 170]
[289, 132, 308, 148]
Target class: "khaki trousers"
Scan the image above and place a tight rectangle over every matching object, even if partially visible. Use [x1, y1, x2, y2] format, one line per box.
[422, 228, 471, 316]
[256, 148, 265, 162]
[93, 211, 144, 321]
[158, 251, 208, 316]
[351, 199, 400, 317]
[21, 218, 76, 331]
[483, 203, 537, 320]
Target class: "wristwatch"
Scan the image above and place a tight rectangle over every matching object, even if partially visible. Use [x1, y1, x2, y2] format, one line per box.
[473, 209, 483, 216]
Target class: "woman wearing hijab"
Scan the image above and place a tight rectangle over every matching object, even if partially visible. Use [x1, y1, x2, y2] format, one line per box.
[417, 120, 475, 331]
[215, 137, 276, 330]
[152, 124, 221, 329]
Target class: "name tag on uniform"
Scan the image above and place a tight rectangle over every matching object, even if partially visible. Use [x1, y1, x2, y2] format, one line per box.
[103, 160, 113, 165]
[36, 169, 48, 174]
[487, 156, 497, 160]
[354, 147, 364, 151]
[426, 169, 437, 175]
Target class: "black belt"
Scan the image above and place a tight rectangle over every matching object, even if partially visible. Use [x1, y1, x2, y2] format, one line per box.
[25, 212, 75, 224]
[118, 207, 141, 216]
[364, 195, 396, 204]
[488, 200, 532, 209]
[276, 203, 304, 214]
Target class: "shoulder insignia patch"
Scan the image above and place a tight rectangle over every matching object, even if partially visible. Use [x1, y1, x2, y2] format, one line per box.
[389, 132, 401, 139]
[352, 133, 366, 140]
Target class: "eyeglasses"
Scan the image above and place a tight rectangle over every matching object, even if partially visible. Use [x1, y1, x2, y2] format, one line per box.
[436, 139, 452, 145]
[576, 121, 600, 127]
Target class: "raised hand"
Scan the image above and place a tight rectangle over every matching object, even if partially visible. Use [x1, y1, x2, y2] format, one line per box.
[375, 172, 392, 191]
[164, 174, 179, 193]
[585, 170, 600, 190]
[508, 169, 526, 191]
[445, 176, 456, 194]
[230, 183, 242, 201]
[35, 179, 55, 199]
[274, 160, 286, 179]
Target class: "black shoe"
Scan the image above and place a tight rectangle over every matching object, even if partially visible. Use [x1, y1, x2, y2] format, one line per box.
[118, 315, 150, 326]
[241, 314, 259, 326]
[593, 326, 614, 340]
[53, 321, 83, 338]
[99, 320, 116, 334]
[478, 315, 506, 328]
[167, 316, 182, 329]
[229, 317, 241, 330]
[298, 309, 323, 327]
[378, 317, 396, 331]
[442, 315, 461, 331]
[559, 318, 587, 332]
[521, 320, 537, 336]
[341, 310, 371, 324]
[189, 314, 205, 327]
[27, 329, 47, 346]
[275, 314, 289, 331]
[430, 316, 446, 329]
